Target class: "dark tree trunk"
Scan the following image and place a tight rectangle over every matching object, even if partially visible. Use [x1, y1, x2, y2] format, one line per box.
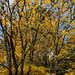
[5, 34, 12, 75]
[9, 69, 12, 75]
[21, 61, 24, 75]
[44, 53, 47, 67]
[15, 66, 18, 75]
[10, 37, 18, 75]
[49, 56, 54, 73]
[9, 53, 12, 75]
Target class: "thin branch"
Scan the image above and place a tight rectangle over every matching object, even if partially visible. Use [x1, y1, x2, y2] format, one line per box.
[0, 60, 9, 70]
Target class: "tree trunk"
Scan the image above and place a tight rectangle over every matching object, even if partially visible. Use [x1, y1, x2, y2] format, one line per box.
[9, 69, 12, 75]
[6, 51, 12, 75]
[55, 56, 58, 75]
[5, 36, 12, 75]
[21, 62, 24, 75]
[44, 53, 47, 67]
[15, 66, 18, 75]
[49, 56, 54, 73]
[9, 53, 12, 75]
[21, 58, 24, 75]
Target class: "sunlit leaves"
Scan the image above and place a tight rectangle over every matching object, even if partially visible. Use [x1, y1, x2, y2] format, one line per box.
[35, 0, 39, 3]
[0, 0, 75, 75]
[73, 0, 75, 2]
[21, 12, 24, 16]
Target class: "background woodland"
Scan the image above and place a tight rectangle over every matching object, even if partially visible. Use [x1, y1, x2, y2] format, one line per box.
[0, 0, 75, 75]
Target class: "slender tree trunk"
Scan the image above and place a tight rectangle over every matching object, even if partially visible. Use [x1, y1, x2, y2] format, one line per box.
[29, 48, 33, 64]
[44, 53, 47, 67]
[21, 62, 24, 75]
[55, 57, 58, 75]
[5, 35, 12, 75]
[6, 51, 12, 75]
[9, 69, 12, 75]
[29, 49, 34, 64]
[10, 37, 18, 75]
[49, 56, 54, 73]
[21, 52, 24, 75]
[15, 66, 18, 75]
[9, 52, 12, 75]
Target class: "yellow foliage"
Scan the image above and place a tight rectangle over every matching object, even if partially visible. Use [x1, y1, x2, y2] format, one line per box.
[23, 65, 51, 75]
[73, 0, 75, 2]
[19, 1, 23, 8]
[35, 0, 39, 3]
[61, 30, 65, 35]
[21, 12, 24, 16]
[65, 71, 75, 75]
[0, 0, 74, 75]
[72, 23, 75, 25]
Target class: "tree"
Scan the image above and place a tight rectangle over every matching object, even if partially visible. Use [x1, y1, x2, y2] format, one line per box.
[0, 0, 75, 75]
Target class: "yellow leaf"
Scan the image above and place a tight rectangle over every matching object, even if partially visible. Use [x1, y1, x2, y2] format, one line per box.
[16, 19, 19, 21]
[6, 21, 8, 24]
[19, 1, 22, 6]
[73, 0, 75, 2]
[21, 12, 24, 16]
[68, 19, 71, 22]
[72, 22, 75, 25]
[35, 0, 39, 3]
[66, 57, 70, 59]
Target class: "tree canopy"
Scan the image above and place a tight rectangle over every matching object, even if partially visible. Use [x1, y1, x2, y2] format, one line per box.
[0, 0, 75, 75]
